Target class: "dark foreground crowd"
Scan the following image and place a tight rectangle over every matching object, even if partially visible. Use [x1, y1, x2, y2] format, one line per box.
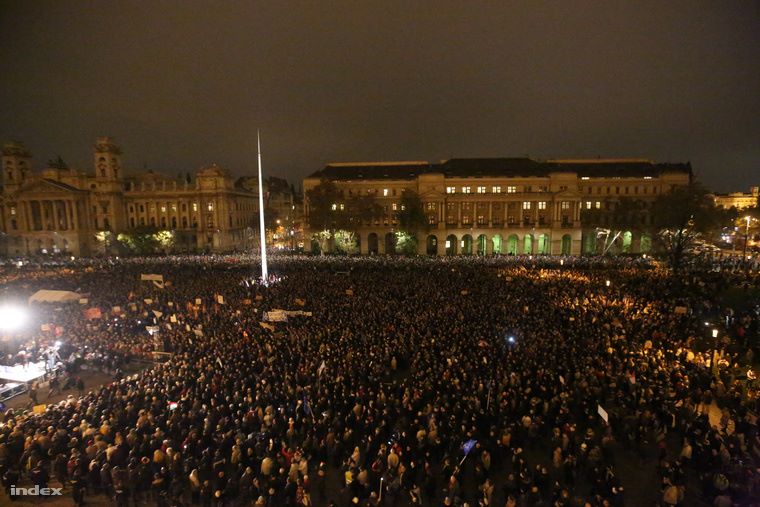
[0, 254, 759, 507]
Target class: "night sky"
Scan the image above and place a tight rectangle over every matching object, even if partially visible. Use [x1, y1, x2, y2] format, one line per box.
[1, 1, 758, 192]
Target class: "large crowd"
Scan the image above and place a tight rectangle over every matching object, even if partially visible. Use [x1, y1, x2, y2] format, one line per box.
[0, 254, 758, 507]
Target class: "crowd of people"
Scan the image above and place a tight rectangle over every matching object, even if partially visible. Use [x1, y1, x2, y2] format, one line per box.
[0, 253, 758, 506]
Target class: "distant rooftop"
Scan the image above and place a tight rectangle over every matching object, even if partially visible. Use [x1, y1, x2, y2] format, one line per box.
[309, 157, 692, 181]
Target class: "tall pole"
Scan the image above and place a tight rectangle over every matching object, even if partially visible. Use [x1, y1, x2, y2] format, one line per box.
[257, 131, 268, 284]
[743, 216, 750, 261]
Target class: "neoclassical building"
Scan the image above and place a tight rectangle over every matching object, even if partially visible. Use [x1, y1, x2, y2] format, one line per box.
[303, 157, 692, 256]
[712, 186, 759, 211]
[0, 138, 261, 256]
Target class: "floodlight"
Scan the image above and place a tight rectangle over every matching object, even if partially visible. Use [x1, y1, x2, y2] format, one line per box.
[0, 305, 28, 332]
[507, 336, 516, 344]
[712, 329, 718, 338]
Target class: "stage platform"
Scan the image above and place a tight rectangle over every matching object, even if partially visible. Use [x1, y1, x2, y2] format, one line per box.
[0, 382, 26, 402]
[0, 361, 47, 383]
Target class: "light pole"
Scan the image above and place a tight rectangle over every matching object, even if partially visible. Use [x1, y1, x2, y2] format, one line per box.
[743, 216, 751, 261]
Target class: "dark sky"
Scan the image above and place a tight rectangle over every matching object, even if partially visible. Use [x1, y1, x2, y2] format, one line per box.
[1, 1, 758, 192]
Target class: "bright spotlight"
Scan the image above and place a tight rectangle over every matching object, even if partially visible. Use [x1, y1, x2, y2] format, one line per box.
[0, 305, 29, 332]
[507, 336, 516, 344]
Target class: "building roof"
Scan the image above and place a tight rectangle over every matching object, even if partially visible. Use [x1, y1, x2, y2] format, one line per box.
[41, 178, 87, 193]
[308, 158, 692, 181]
[310, 162, 433, 181]
[438, 158, 547, 178]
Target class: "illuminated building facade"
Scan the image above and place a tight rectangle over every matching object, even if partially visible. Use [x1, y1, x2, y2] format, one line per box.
[304, 158, 692, 255]
[712, 186, 759, 210]
[0, 138, 261, 256]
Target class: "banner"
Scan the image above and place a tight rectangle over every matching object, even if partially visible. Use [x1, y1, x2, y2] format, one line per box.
[216, 295, 225, 305]
[265, 310, 288, 322]
[345, 289, 354, 296]
[152, 310, 163, 318]
[79, 298, 88, 305]
[674, 306, 688, 315]
[33, 404, 47, 414]
[243, 299, 252, 305]
[597, 404, 609, 423]
[84, 307, 102, 320]
[152, 280, 165, 289]
[259, 322, 276, 331]
[144, 299, 153, 305]
[140, 274, 164, 282]
[112, 306, 121, 314]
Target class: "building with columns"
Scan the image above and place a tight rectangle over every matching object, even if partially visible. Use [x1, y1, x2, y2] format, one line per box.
[303, 157, 692, 256]
[0, 138, 261, 256]
[712, 186, 759, 211]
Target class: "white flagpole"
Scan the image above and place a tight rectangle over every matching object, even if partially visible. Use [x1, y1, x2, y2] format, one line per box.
[257, 131, 268, 284]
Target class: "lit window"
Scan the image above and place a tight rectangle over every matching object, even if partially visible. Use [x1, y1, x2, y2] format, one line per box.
[445, 240, 451, 248]
[585, 201, 592, 209]
[426, 202, 436, 210]
[161, 205, 167, 213]
[192, 203, 198, 212]
[10, 207, 16, 216]
[171, 204, 177, 211]
[446, 186, 456, 194]
[383, 189, 389, 196]
[462, 186, 471, 194]
[331, 203, 337, 210]
[581, 176, 590, 180]
[207, 202, 214, 211]
[492, 186, 501, 193]
[522, 201, 531, 210]
[477, 186, 486, 194]
[401, 204, 405, 211]
[507, 186, 517, 193]
[538, 202, 547, 210]
[339, 204, 345, 211]
[392, 203, 397, 211]
[644, 176, 653, 180]
[561, 201, 570, 210]
[595, 201, 601, 209]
